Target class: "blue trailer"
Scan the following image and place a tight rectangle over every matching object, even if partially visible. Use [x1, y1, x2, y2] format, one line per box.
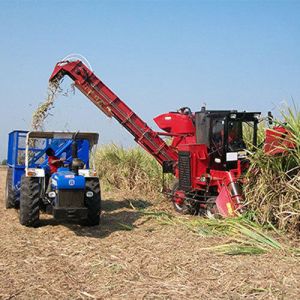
[5, 131, 101, 227]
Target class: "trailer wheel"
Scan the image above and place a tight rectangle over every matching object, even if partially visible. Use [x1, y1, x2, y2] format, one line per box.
[19, 176, 40, 227]
[171, 180, 198, 215]
[5, 168, 17, 209]
[84, 178, 101, 226]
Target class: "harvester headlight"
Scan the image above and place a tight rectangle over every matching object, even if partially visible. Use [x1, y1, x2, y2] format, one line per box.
[86, 191, 94, 198]
[230, 113, 237, 119]
[48, 191, 56, 198]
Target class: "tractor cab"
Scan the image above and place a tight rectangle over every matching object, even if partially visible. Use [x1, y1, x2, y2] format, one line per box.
[24, 131, 99, 177]
[195, 108, 261, 170]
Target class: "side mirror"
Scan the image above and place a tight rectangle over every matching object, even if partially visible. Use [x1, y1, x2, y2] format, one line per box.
[267, 111, 274, 126]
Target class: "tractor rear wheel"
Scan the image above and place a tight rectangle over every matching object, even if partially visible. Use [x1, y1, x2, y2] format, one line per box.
[5, 168, 17, 209]
[19, 176, 40, 227]
[171, 180, 198, 215]
[84, 178, 101, 226]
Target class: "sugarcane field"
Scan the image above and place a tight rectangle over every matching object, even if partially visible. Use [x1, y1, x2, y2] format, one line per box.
[0, 1, 299, 299]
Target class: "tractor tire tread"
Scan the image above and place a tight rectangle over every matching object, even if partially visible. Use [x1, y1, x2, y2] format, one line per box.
[19, 176, 40, 227]
[5, 168, 17, 209]
[84, 178, 101, 226]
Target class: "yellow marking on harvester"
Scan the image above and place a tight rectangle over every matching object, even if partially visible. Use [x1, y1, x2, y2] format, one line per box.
[226, 202, 233, 215]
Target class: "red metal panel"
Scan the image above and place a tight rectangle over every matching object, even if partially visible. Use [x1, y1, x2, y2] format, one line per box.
[154, 112, 195, 134]
[264, 126, 295, 155]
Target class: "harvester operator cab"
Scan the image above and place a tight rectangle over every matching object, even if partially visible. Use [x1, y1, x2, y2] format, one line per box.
[195, 109, 261, 170]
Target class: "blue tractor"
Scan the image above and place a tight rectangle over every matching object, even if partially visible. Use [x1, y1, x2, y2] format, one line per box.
[5, 130, 101, 227]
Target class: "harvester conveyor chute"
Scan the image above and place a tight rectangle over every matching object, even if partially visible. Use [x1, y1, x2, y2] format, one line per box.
[49, 60, 178, 166]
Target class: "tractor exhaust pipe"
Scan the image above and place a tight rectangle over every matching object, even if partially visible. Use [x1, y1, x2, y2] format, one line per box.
[70, 132, 84, 175]
[72, 141, 78, 159]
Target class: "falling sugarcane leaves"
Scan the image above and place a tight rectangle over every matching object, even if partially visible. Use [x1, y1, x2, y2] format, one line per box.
[31, 79, 61, 131]
[31, 80, 75, 131]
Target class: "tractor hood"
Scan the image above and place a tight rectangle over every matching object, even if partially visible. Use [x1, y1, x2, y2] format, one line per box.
[51, 169, 85, 190]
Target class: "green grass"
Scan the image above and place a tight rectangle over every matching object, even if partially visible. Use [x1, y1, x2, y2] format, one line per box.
[181, 217, 284, 254]
[135, 209, 296, 255]
[127, 200, 292, 256]
[244, 104, 300, 233]
[94, 143, 173, 195]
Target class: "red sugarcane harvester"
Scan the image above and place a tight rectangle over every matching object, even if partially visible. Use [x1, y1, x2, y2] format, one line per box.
[49, 60, 292, 217]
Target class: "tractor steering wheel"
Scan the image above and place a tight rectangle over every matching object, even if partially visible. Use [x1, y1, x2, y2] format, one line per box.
[63, 160, 71, 168]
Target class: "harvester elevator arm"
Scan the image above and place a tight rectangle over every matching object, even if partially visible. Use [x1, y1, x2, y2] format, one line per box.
[49, 60, 178, 166]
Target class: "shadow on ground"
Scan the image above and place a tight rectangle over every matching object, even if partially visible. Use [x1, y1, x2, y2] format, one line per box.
[39, 198, 153, 238]
[102, 198, 151, 212]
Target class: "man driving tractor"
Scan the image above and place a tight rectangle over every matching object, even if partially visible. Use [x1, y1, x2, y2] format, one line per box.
[45, 147, 65, 174]
[45, 147, 65, 195]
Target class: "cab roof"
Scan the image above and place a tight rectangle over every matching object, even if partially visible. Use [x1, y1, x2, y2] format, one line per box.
[27, 131, 99, 146]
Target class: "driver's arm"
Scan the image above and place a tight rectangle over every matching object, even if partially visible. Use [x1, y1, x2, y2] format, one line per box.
[49, 157, 65, 166]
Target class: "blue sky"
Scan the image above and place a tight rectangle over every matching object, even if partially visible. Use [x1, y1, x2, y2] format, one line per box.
[0, 0, 299, 160]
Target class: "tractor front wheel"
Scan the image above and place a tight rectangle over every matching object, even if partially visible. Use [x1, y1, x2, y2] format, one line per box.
[19, 176, 40, 227]
[84, 178, 101, 226]
[5, 168, 17, 209]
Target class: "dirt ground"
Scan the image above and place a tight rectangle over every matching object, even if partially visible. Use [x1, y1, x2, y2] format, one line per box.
[0, 167, 299, 300]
